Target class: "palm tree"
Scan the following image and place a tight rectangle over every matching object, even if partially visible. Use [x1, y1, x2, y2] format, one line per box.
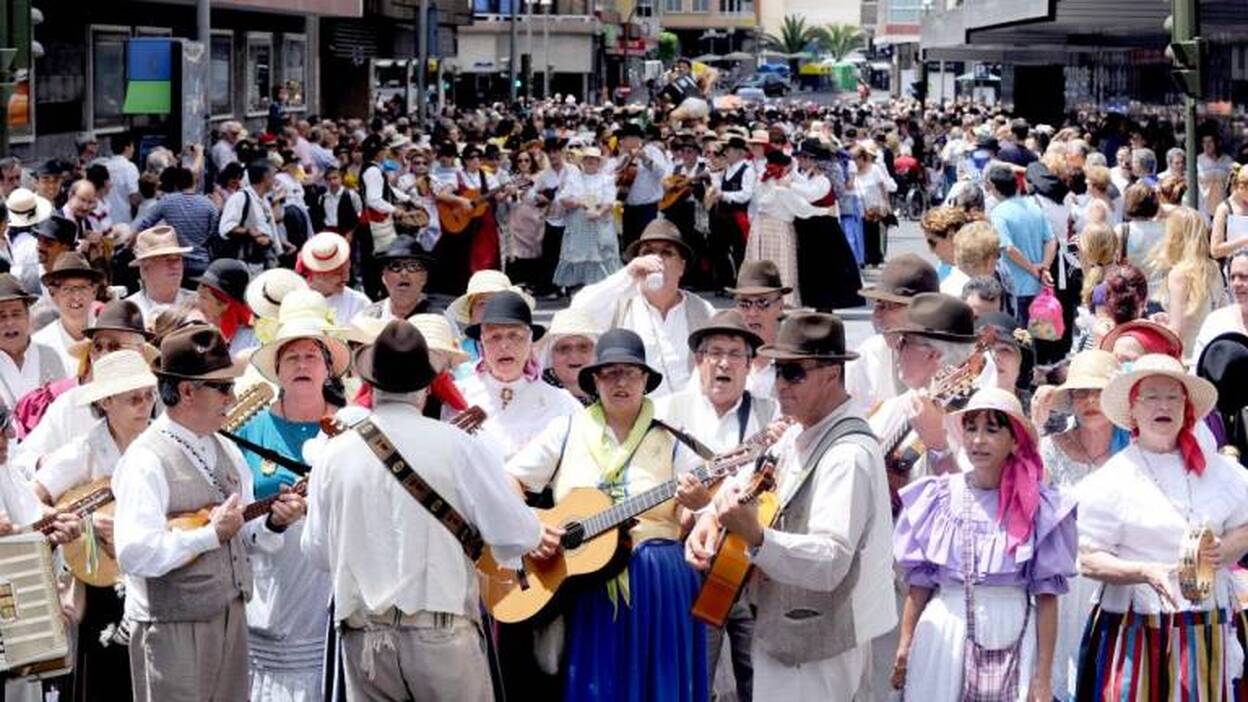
[762, 15, 818, 76]
[819, 23, 866, 63]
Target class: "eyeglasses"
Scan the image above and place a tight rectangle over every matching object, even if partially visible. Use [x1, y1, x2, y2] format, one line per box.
[698, 349, 750, 363]
[386, 260, 426, 273]
[594, 366, 646, 384]
[196, 380, 235, 395]
[55, 283, 95, 297]
[775, 361, 831, 384]
[735, 297, 780, 312]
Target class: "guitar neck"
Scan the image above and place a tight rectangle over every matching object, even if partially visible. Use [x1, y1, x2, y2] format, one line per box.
[29, 486, 114, 535]
[577, 460, 728, 542]
[241, 478, 308, 523]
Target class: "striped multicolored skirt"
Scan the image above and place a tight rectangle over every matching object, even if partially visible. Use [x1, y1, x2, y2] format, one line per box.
[1075, 605, 1248, 701]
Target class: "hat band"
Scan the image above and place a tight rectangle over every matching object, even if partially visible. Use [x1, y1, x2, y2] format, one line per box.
[9, 205, 34, 216]
[262, 282, 282, 308]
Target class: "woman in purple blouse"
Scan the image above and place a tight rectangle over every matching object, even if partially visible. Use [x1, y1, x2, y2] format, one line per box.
[890, 387, 1078, 702]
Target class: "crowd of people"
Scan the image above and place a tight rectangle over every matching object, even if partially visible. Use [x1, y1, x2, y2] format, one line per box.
[0, 58, 1244, 702]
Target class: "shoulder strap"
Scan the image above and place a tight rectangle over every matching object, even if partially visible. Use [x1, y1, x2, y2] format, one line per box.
[778, 415, 875, 513]
[239, 189, 252, 226]
[354, 417, 484, 560]
[736, 392, 752, 445]
[651, 417, 714, 460]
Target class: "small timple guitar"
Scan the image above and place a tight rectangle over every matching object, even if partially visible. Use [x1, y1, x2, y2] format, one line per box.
[691, 455, 778, 627]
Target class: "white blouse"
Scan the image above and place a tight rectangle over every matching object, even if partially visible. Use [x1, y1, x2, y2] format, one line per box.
[1077, 444, 1248, 613]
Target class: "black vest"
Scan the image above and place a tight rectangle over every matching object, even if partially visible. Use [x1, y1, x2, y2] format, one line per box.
[718, 163, 748, 213]
[361, 162, 395, 209]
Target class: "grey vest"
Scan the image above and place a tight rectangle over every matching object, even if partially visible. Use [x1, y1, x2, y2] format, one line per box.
[611, 292, 712, 374]
[139, 430, 254, 622]
[750, 416, 876, 666]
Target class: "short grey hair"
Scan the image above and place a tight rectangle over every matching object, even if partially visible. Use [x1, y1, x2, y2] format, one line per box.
[1131, 147, 1157, 176]
[927, 338, 973, 366]
[1085, 152, 1107, 168]
[962, 275, 1003, 304]
[1165, 146, 1185, 167]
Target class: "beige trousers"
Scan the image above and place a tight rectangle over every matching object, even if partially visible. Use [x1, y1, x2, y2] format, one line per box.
[129, 597, 250, 702]
[340, 616, 491, 702]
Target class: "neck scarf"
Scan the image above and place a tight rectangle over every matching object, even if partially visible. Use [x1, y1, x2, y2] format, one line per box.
[580, 398, 655, 495]
[997, 417, 1046, 554]
[206, 285, 253, 342]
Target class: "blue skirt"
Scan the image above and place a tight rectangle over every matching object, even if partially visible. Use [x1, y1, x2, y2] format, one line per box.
[840, 214, 865, 266]
[564, 539, 709, 702]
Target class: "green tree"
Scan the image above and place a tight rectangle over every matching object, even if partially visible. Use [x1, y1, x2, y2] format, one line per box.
[658, 31, 680, 64]
[818, 23, 865, 63]
[762, 15, 818, 75]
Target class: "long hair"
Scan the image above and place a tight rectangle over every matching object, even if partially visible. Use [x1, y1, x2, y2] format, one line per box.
[1078, 223, 1118, 307]
[1150, 207, 1218, 316]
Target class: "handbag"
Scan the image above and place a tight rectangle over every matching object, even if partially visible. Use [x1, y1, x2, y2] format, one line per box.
[960, 482, 1031, 701]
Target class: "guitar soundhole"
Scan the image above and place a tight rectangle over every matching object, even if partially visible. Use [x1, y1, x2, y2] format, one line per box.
[561, 522, 586, 550]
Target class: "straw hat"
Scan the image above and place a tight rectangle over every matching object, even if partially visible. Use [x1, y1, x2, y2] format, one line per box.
[245, 268, 309, 320]
[249, 290, 351, 383]
[447, 270, 534, 325]
[748, 130, 769, 144]
[5, 188, 53, 228]
[77, 350, 158, 406]
[300, 232, 351, 273]
[129, 226, 192, 265]
[1050, 350, 1120, 407]
[1100, 353, 1217, 431]
[410, 313, 470, 366]
[944, 386, 1038, 447]
[342, 316, 389, 346]
[545, 308, 601, 346]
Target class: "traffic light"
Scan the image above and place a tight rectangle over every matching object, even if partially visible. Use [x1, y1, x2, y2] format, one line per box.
[1166, 38, 1204, 99]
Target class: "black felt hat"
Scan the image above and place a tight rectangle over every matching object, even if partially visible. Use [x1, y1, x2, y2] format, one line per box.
[578, 327, 663, 396]
[463, 290, 546, 342]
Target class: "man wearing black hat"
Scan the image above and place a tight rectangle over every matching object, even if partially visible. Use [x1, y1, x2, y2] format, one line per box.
[844, 253, 940, 414]
[456, 291, 582, 460]
[113, 325, 305, 702]
[0, 273, 67, 409]
[689, 311, 896, 698]
[570, 218, 714, 396]
[707, 135, 756, 288]
[618, 121, 671, 251]
[532, 136, 581, 297]
[303, 320, 542, 702]
[358, 236, 442, 320]
[508, 327, 711, 700]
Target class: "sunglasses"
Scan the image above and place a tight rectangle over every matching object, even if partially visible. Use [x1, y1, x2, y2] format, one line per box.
[736, 297, 780, 311]
[775, 361, 831, 384]
[386, 260, 426, 273]
[197, 380, 235, 395]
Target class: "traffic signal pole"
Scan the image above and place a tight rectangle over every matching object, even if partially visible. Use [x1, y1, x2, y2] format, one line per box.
[1170, 0, 1200, 209]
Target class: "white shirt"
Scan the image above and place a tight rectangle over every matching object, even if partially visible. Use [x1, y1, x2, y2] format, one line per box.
[31, 317, 87, 379]
[112, 414, 283, 621]
[103, 154, 141, 226]
[325, 287, 371, 327]
[35, 418, 120, 501]
[0, 342, 62, 409]
[362, 162, 407, 214]
[844, 333, 900, 415]
[716, 160, 756, 205]
[0, 458, 44, 527]
[218, 186, 277, 239]
[940, 267, 971, 297]
[791, 169, 831, 204]
[125, 287, 198, 327]
[321, 187, 361, 228]
[11, 383, 95, 479]
[746, 362, 776, 403]
[570, 268, 715, 397]
[301, 402, 542, 621]
[535, 163, 582, 227]
[1190, 303, 1247, 366]
[656, 385, 776, 454]
[9, 230, 40, 294]
[211, 139, 238, 172]
[624, 143, 671, 206]
[455, 370, 584, 461]
[1077, 445, 1248, 613]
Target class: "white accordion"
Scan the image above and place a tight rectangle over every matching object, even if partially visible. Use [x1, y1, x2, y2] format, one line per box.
[0, 533, 68, 676]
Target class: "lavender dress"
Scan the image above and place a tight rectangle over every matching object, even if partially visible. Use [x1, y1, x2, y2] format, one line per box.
[893, 473, 1078, 702]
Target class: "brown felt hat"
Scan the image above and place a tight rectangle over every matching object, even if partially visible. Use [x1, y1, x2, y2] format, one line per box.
[154, 324, 247, 381]
[889, 293, 977, 342]
[0, 274, 35, 305]
[858, 253, 939, 304]
[688, 309, 764, 353]
[623, 219, 693, 262]
[759, 311, 859, 362]
[41, 251, 104, 287]
[724, 260, 792, 296]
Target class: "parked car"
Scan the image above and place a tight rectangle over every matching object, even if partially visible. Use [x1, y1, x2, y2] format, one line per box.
[733, 73, 790, 97]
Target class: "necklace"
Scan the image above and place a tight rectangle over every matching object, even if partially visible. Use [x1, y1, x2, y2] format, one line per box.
[1137, 446, 1195, 523]
[1069, 427, 1111, 466]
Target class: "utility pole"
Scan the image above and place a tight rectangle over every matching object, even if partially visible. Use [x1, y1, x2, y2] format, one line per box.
[509, 0, 518, 101]
[1168, 0, 1202, 210]
[417, 0, 429, 125]
[542, 0, 551, 99]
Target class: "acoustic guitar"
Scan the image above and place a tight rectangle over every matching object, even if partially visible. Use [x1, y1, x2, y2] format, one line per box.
[476, 420, 790, 624]
[691, 454, 778, 627]
[438, 177, 531, 235]
[56, 479, 120, 587]
[658, 171, 710, 211]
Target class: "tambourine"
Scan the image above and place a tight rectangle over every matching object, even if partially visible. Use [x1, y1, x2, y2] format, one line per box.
[1178, 525, 1216, 603]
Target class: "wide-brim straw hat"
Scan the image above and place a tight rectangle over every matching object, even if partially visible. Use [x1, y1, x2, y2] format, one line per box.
[300, 232, 351, 273]
[544, 308, 601, 346]
[5, 188, 52, 228]
[1100, 353, 1218, 431]
[249, 290, 351, 383]
[448, 270, 534, 325]
[129, 225, 192, 265]
[944, 386, 1038, 447]
[245, 268, 309, 320]
[76, 350, 158, 406]
[1050, 349, 1120, 407]
[1098, 319, 1183, 360]
[409, 313, 470, 366]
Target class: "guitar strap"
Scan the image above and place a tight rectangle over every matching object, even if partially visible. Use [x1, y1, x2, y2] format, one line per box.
[777, 415, 875, 513]
[354, 418, 484, 560]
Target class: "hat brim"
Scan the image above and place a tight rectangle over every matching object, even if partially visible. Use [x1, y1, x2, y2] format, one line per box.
[41, 267, 105, 287]
[129, 246, 193, 266]
[724, 285, 793, 297]
[757, 343, 859, 362]
[301, 251, 351, 273]
[687, 324, 764, 352]
[463, 320, 546, 342]
[1101, 367, 1218, 431]
[250, 332, 353, 384]
[83, 323, 155, 341]
[623, 238, 693, 262]
[153, 356, 249, 382]
[352, 342, 436, 393]
[448, 287, 535, 325]
[858, 286, 913, 305]
[888, 325, 978, 343]
[577, 358, 663, 396]
[77, 371, 159, 406]
[7, 199, 53, 228]
[945, 404, 1038, 447]
[70, 340, 160, 364]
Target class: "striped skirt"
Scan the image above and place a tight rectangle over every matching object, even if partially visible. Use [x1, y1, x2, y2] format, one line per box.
[1075, 605, 1248, 701]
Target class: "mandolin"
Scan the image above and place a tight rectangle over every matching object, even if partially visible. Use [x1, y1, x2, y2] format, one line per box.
[615, 149, 639, 201]
[53, 478, 120, 587]
[659, 171, 711, 211]
[690, 454, 778, 627]
[876, 327, 994, 514]
[438, 177, 531, 235]
[476, 419, 791, 623]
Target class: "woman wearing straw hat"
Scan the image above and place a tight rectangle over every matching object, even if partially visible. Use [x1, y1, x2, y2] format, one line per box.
[552, 146, 621, 290]
[235, 289, 349, 702]
[34, 349, 157, 702]
[1074, 354, 1248, 700]
[892, 387, 1076, 702]
[539, 307, 601, 406]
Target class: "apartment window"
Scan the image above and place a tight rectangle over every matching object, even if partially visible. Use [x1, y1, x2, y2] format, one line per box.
[210, 33, 233, 117]
[90, 27, 129, 130]
[664, 0, 682, 12]
[282, 34, 307, 108]
[246, 33, 273, 115]
[692, 0, 709, 12]
[635, 0, 653, 18]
